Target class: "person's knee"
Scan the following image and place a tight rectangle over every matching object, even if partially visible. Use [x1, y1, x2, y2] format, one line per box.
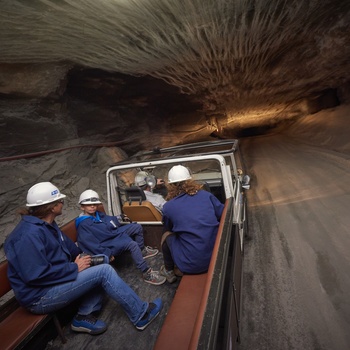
[126, 223, 143, 235]
[135, 223, 143, 234]
[93, 263, 116, 277]
[127, 240, 140, 252]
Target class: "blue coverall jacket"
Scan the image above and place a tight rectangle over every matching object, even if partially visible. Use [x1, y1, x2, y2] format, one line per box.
[76, 212, 124, 259]
[162, 190, 224, 274]
[4, 215, 81, 308]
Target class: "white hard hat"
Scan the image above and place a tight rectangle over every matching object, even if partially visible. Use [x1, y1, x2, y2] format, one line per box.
[134, 171, 149, 187]
[79, 189, 102, 205]
[26, 182, 66, 207]
[168, 165, 192, 184]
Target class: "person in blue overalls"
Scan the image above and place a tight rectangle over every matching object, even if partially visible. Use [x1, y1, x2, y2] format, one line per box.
[160, 165, 224, 283]
[4, 182, 162, 334]
[76, 189, 165, 286]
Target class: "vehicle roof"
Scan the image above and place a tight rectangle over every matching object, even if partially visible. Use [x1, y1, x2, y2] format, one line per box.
[112, 139, 239, 166]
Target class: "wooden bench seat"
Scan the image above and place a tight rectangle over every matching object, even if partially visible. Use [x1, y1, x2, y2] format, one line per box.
[154, 273, 208, 350]
[60, 218, 78, 242]
[0, 304, 57, 350]
[0, 260, 66, 350]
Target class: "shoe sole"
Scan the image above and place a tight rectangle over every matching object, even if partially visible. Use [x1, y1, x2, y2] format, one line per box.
[143, 251, 158, 259]
[143, 277, 166, 285]
[135, 310, 161, 331]
[71, 325, 107, 335]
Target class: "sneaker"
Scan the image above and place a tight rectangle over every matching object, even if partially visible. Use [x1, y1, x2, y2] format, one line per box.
[142, 246, 159, 259]
[71, 314, 107, 335]
[143, 268, 166, 285]
[135, 298, 163, 331]
[160, 265, 177, 283]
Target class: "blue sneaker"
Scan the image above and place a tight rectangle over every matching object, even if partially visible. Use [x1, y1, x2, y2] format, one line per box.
[135, 298, 163, 331]
[71, 314, 107, 335]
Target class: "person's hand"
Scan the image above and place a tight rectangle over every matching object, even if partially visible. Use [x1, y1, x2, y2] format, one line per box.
[156, 178, 165, 186]
[109, 255, 115, 263]
[121, 214, 132, 223]
[75, 254, 91, 272]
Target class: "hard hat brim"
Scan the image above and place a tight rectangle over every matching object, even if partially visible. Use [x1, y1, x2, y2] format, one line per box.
[26, 193, 66, 207]
[168, 176, 192, 184]
[79, 200, 102, 205]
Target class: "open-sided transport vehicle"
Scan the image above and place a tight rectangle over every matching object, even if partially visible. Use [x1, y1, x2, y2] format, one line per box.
[0, 139, 250, 350]
[105, 139, 250, 350]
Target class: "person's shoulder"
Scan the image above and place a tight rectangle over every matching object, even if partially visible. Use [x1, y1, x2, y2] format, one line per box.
[197, 190, 221, 203]
[6, 217, 44, 245]
[98, 211, 110, 217]
[76, 215, 94, 228]
[22, 215, 44, 224]
[197, 189, 211, 197]
[12, 216, 47, 235]
[163, 200, 172, 211]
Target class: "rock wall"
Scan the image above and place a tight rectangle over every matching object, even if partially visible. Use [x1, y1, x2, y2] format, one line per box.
[0, 146, 127, 261]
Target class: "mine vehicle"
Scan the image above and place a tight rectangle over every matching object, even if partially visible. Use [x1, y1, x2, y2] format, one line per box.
[105, 139, 250, 350]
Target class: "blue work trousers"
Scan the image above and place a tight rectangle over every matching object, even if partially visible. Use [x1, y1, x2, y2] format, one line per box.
[112, 223, 148, 272]
[28, 264, 148, 325]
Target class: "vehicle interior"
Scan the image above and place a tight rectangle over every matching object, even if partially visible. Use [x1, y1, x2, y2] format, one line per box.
[122, 186, 162, 222]
[113, 158, 228, 218]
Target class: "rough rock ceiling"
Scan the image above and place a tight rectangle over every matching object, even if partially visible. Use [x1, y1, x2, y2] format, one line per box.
[1, 0, 350, 156]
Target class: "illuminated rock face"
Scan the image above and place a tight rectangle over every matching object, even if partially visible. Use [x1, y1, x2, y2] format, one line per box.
[0, 0, 350, 156]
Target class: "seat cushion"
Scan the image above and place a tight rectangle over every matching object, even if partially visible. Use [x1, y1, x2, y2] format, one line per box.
[0, 307, 50, 350]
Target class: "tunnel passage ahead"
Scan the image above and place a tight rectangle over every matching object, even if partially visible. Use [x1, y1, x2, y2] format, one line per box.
[239, 107, 350, 350]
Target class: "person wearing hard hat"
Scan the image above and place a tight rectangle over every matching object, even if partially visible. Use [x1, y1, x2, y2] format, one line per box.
[159, 165, 224, 283]
[134, 171, 167, 212]
[4, 182, 163, 334]
[76, 189, 166, 286]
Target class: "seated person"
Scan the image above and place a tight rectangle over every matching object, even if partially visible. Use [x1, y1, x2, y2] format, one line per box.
[4, 182, 162, 334]
[76, 189, 166, 286]
[134, 171, 167, 212]
[159, 165, 224, 283]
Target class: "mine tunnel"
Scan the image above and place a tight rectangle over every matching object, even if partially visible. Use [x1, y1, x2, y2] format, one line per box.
[1, 1, 350, 349]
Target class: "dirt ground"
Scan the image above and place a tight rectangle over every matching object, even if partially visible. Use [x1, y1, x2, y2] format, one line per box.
[239, 107, 350, 350]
